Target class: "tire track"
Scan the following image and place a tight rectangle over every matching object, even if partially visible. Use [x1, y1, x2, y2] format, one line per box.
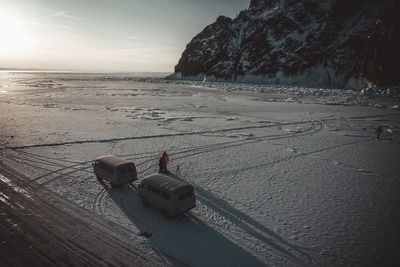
[2, 119, 326, 150]
[1, 118, 328, 266]
[0, 119, 325, 187]
[93, 189, 107, 216]
[0, 163, 165, 266]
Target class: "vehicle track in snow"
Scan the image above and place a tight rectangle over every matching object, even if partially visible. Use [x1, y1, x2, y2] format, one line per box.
[93, 188, 108, 216]
[5, 111, 394, 152]
[0, 119, 326, 209]
[1, 119, 326, 229]
[2, 118, 325, 150]
[0, 162, 166, 266]
[0, 118, 324, 182]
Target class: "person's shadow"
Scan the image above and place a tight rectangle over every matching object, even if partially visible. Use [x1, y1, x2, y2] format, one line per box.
[99, 174, 314, 266]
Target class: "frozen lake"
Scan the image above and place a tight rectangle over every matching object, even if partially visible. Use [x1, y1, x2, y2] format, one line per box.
[1, 72, 399, 266]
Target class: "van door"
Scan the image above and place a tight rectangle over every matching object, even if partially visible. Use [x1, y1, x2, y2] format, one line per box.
[174, 189, 195, 214]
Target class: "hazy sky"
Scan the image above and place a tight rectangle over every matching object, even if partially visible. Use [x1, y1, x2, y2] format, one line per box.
[0, 0, 250, 72]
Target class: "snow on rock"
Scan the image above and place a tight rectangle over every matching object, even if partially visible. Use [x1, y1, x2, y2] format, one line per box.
[170, 0, 399, 89]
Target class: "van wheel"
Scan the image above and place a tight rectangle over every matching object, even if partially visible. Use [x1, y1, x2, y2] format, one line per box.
[142, 198, 150, 207]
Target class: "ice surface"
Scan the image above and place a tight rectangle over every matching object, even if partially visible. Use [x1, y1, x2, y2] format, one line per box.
[0, 72, 399, 266]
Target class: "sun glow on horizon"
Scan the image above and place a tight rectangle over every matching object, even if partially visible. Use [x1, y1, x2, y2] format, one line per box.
[0, 10, 33, 56]
[0, 0, 250, 72]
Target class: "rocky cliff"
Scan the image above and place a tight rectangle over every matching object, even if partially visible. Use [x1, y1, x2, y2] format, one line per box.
[171, 0, 399, 88]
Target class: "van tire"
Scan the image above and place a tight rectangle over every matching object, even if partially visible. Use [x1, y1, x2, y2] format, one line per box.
[142, 197, 150, 207]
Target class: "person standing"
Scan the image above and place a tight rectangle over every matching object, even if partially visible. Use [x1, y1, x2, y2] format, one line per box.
[162, 151, 169, 173]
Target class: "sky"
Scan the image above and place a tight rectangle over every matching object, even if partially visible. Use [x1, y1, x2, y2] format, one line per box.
[0, 0, 250, 72]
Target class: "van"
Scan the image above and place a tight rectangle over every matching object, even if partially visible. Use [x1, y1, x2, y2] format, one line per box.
[93, 155, 137, 188]
[139, 174, 195, 217]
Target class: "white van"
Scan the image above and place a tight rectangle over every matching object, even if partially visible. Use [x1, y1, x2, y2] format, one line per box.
[93, 155, 137, 188]
[139, 174, 195, 217]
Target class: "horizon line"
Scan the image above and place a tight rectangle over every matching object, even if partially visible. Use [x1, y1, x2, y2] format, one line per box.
[0, 68, 173, 74]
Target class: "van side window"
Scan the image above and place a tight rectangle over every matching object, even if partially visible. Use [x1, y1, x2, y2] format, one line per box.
[161, 191, 170, 200]
[152, 187, 160, 195]
[178, 193, 185, 201]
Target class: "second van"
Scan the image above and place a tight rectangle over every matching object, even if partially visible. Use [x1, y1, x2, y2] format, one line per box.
[139, 174, 195, 217]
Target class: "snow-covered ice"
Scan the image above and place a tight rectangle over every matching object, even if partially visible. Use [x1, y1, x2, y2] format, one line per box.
[0, 72, 399, 266]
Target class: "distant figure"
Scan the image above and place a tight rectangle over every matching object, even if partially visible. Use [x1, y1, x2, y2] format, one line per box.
[176, 165, 180, 176]
[376, 125, 383, 139]
[158, 151, 169, 173]
[162, 151, 169, 173]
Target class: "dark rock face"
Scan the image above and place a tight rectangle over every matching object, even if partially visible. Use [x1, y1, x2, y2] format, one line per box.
[172, 0, 398, 88]
[359, 0, 400, 86]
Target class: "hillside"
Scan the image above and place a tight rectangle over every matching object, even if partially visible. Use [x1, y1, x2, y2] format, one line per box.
[171, 0, 399, 89]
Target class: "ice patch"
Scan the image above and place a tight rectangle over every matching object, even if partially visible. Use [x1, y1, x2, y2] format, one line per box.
[181, 117, 194, 121]
[42, 104, 58, 108]
[226, 117, 238, 121]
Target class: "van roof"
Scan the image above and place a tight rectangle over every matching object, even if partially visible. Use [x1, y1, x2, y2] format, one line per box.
[143, 174, 193, 194]
[95, 155, 133, 168]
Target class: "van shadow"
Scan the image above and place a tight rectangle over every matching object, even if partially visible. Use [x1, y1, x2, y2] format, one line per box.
[170, 173, 315, 266]
[99, 181, 265, 267]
